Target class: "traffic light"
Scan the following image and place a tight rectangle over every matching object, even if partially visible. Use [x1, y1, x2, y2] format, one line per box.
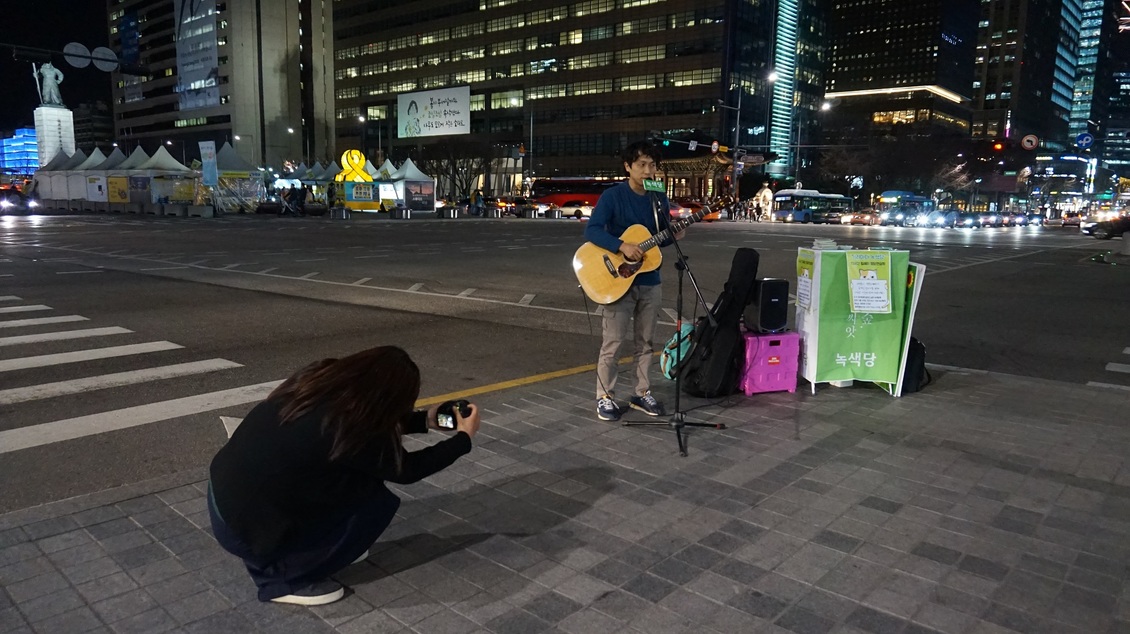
[992, 141, 1004, 152]
[662, 139, 670, 146]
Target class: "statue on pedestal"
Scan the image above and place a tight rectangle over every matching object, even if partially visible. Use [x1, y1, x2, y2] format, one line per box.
[32, 62, 65, 107]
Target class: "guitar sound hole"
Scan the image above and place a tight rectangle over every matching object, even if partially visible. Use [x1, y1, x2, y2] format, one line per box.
[617, 261, 642, 278]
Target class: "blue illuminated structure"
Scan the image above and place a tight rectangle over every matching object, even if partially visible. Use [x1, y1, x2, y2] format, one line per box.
[0, 129, 39, 174]
[767, 0, 798, 176]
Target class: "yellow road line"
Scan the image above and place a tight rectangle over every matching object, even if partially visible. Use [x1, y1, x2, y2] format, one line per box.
[415, 354, 655, 406]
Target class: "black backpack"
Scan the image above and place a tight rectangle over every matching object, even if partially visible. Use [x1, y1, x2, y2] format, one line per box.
[901, 337, 932, 394]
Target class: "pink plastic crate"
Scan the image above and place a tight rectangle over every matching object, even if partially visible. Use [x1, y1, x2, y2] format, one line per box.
[739, 331, 800, 395]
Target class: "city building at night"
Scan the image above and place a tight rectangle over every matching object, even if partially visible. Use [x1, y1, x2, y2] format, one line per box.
[971, 0, 1082, 149]
[1067, 0, 1123, 160]
[332, 0, 824, 195]
[106, 0, 335, 167]
[822, 0, 979, 146]
[0, 128, 39, 175]
[72, 101, 115, 154]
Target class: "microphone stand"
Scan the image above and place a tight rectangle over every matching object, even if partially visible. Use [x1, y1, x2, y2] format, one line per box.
[623, 194, 725, 457]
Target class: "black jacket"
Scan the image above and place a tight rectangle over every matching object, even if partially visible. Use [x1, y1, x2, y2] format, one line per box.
[209, 399, 471, 558]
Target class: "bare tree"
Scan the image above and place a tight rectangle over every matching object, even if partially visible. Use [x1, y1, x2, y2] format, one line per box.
[415, 140, 492, 201]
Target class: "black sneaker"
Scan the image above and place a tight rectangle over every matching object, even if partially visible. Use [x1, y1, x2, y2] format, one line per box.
[269, 580, 345, 606]
[596, 395, 621, 421]
[629, 391, 665, 417]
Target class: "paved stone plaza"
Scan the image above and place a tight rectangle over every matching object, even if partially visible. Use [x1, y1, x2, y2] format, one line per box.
[1, 367, 1128, 634]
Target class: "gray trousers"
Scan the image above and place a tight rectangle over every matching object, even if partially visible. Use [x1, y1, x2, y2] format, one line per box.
[596, 284, 663, 399]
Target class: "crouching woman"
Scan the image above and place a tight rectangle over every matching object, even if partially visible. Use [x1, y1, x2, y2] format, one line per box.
[207, 345, 479, 606]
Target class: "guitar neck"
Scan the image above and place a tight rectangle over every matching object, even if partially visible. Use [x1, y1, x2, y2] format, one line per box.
[637, 202, 725, 252]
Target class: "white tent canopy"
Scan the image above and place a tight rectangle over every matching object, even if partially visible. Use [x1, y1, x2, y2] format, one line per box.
[74, 148, 108, 171]
[116, 146, 151, 170]
[391, 158, 431, 181]
[324, 161, 342, 178]
[137, 146, 192, 173]
[215, 142, 255, 173]
[59, 150, 89, 171]
[90, 148, 127, 171]
[38, 151, 73, 172]
[375, 159, 396, 180]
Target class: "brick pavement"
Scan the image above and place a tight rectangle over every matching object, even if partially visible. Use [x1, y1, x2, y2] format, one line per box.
[1, 367, 1129, 634]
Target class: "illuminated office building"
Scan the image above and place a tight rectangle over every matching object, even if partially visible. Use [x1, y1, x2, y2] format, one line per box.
[332, 0, 824, 189]
[106, 0, 335, 167]
[0, 129, 39, 174]
[971, 0, 1082, 149]
[822, 0, 979, 146]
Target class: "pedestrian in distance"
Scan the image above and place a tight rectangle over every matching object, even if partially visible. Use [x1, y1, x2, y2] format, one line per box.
[585, 140, 686, 422]
[207, 345, 480, 606]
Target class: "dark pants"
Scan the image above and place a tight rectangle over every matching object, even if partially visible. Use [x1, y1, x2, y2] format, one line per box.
[208, 482, 400, 601]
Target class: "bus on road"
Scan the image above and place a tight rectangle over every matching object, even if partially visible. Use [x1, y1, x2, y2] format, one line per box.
[773, 189, 854, 223]
[529, 177, 621, 209]
[876, 190, 935, 226]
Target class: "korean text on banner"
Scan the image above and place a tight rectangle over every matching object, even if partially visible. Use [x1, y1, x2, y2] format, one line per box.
[199, 141, 218, 187]
[397, 87, 471, 138]
[796, 249, 815, 309]
[845, 250, 892, 314]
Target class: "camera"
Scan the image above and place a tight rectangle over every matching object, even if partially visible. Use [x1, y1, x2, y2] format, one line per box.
[436, 400, 471, 430]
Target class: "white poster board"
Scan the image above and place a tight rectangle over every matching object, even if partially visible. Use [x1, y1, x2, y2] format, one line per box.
[397, 86, 471, 138]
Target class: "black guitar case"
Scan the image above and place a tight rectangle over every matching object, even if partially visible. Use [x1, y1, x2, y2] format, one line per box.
[676, 248, 760, 397]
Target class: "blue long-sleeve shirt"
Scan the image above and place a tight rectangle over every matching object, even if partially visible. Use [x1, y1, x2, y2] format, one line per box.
[584, 182, 671, 287]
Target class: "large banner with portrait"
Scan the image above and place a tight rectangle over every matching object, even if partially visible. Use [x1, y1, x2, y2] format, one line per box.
[397, 87, 470, 138]
[173, 0, 220, 110]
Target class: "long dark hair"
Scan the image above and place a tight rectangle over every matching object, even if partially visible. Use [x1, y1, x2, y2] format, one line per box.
[267, 346, 421, 467]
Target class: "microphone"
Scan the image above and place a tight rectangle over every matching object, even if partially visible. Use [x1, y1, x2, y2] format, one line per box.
[643, 178, 669, 229]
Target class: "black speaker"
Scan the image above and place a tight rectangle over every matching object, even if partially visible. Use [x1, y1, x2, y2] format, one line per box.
[743, 278, 789, 333]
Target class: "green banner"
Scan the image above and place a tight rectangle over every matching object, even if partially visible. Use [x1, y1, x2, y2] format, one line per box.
[798, 249, 909, 386]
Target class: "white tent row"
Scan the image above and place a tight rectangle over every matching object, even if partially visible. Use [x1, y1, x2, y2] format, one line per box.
[33, 146, 198, 205]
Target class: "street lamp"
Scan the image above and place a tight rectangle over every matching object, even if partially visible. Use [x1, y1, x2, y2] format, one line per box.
[233, 134, 258, 167]
[718, 87, 742, 201]
[165, 140, 186, 164]
[358, 116, 367, 158]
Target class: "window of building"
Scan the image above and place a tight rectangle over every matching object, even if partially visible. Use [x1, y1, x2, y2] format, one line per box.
[470, 94, 485, 111]
[572, 0, 615, 16]
[617, 45, 665, 64]
[618, 16, 666, 35]
[615, 74, 660, 91]
[488, 14, 526, 32]
[491, 90, 523, 109]
[493, 39, 524, 56]
[419, 29, 449, 45]
[389, 80, 417, 92]
[570, 79, 612, 96]
[528, 6, 567, 23]
[528, 84, 567, 99]
[452, 22, 484, 39]
[454, 69, 486, 83]
[569, 51, 613, 70]
[667, 68, 720, 87]
[453, 46, 485, 60]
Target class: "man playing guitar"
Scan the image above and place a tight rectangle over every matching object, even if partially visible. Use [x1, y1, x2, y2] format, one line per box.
[584, 141, 685, 422]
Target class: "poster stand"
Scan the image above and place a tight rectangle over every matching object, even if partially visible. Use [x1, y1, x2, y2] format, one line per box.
[795, 248, 925, 396]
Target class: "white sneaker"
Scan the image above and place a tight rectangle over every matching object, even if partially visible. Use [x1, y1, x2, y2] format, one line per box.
[269, 580, 345, 606]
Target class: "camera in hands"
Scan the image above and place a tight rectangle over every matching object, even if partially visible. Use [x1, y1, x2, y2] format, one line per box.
[436, 400, 471, 430]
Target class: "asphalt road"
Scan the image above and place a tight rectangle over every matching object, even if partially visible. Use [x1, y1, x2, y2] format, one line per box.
[1, 213, 1126, 512]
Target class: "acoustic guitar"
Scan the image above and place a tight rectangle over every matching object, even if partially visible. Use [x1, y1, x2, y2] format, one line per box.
[573, 196, 734, 304]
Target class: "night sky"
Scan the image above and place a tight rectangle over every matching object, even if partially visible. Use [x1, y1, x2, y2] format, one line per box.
[1, 0, 112, 131]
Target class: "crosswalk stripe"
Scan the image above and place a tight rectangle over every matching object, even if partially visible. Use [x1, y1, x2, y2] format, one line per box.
[0, 305, 51, 314]
[0, 296, 21, 302]
[1106, 362, 1130, 374]
[0, 327, 132, 347]
[0, 380, 281, 453]
[0, 341, 184, 373]
[0, 359, 244, 405]
[0, 316, 88, 329]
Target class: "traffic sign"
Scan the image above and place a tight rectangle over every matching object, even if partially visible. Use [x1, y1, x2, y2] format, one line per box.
[1075, 133, 1094, 149]
[711, 140, 719, 154]
[687, 140, 698, 151]
[742, 154, 765, 166]
[1020, 134, 1038, 151]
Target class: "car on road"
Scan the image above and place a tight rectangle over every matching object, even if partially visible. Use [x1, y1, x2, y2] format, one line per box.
[673, 198, 721, 222]
[878, 206, 912, 226]
[0, 188, 40, 214]
[500, 196, 539, 218]
[924, 210, 959, 228]
[849, 209, 880, 225]
[812, 208, 847, 224]
[1061, 212, 1082, 228]
[1082, 215, 1130, 239]
[1026, 213, 1046, 226]
[977, 211, 1002, 227]
[955, 211, 981, 228]
[557, 200, 593, 219]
